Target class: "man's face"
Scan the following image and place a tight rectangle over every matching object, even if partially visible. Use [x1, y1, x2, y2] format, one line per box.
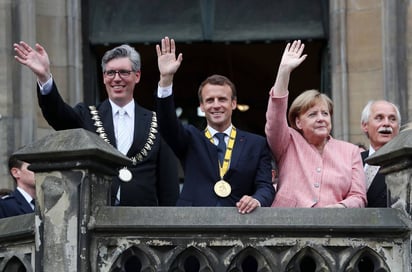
[12, 162, 35, 189]
[199, 83, 236, 132]
[362, 101, 400, 150]
[103, 57, 141, 107]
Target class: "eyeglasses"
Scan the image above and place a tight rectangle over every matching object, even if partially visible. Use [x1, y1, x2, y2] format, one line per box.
[104, 70, 133, 79]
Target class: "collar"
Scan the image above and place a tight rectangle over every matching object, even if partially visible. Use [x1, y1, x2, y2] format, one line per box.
[368, 146, 376, 156]
[110, 99, 135, 119]
[207, 125, 233, 137]
[16, 187, 33, 204]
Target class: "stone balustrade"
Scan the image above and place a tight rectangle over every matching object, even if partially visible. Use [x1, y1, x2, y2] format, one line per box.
[0, 128, 411, 271]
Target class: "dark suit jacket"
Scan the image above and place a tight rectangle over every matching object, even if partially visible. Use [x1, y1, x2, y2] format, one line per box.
[0, 189, 33, 219]
[156, 95, 275, 207]
[361, 150, 387, 207]
[37, 81, 179, 206]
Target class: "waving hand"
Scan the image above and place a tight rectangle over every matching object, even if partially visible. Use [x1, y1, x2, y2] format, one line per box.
[156, 37, 183, 87]
[272, 40, 307, 96]
[14, 41, 51, 84]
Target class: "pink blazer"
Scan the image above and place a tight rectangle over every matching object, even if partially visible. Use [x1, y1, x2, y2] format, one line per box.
[265, 91, 367, 208]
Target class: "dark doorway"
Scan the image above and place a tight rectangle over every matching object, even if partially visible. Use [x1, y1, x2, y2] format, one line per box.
[91, 40, 325, 135]
[83, 0, 329, 135]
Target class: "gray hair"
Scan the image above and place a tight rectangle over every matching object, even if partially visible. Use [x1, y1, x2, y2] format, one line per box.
[360, 100, 401, 136]
[101, 44, 141, 72]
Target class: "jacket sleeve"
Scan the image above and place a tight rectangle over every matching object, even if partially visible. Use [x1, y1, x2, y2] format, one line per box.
[251, 139, 276, 207]
[156, 137, 180, 206]
[37, 80, 84, 130]
[340, 147, 368, 208]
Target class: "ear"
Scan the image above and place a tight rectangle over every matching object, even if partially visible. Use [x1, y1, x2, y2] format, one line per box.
[103, 72, 108, 84]
[134, 71, 141, 84]
[295, 117, 302, 130]
[231, 99, 237, 110]
[361, 122, 368, 134]
[10, 167, 19, 179]
[199, 103, 205, 113]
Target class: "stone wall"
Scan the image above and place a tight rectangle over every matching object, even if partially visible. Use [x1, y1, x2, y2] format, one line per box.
[1, 0, 412, 188]
[0, 128, 411, 271]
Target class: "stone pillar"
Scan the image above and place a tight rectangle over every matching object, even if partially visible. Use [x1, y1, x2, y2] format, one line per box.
[382, 0, 408, 122]
[12, 128, 131, 272]
[329, 0, 349, 141]
[366, 128, 412, 219]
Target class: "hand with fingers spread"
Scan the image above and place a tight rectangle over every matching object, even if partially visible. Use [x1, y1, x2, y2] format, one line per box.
[272, 40, 307, 97]
[156, 36, 183, 87]
[13, 41, 51, 84]
[279, 40, 307, 72]
[236, 195, 260, 214]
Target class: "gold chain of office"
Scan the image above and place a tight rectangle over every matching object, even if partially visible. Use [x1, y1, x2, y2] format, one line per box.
[88, 105, 157, 165]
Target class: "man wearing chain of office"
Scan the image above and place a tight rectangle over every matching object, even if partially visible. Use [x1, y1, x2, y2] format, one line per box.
[14, 41, 180, 206]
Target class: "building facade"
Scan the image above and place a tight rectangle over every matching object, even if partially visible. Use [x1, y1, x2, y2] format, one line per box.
[0, 0, 411, 189]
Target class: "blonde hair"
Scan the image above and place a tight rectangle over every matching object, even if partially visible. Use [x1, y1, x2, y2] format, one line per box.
[288, 90, 333, 131]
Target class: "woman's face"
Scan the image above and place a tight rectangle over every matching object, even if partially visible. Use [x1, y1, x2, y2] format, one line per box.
[295, 101, 331, 144]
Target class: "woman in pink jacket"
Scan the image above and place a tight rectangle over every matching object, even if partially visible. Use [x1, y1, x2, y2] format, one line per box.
[265, 40, 366, 208]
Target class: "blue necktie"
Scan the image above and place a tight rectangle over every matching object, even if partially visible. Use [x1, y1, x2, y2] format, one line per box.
[215, 133, 226, 164]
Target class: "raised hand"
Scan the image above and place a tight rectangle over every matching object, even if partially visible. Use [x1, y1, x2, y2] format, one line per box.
[279, 40, 307, 72]
[13, 41, 51, 83]
[156, 36, 183, 87]
[271, 40, 307, 96]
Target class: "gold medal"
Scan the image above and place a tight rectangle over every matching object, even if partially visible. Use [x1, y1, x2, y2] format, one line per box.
[118, 167, 132, 182]
[214, 180, 231, 197]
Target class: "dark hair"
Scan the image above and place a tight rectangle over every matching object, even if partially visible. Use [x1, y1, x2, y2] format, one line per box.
[8, 156, 24, 171]
[8, 156, 25, 182]
[197, 74, 237, 103]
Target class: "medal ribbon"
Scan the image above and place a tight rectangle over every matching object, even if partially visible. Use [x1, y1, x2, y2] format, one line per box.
[205, 127, 237, 178]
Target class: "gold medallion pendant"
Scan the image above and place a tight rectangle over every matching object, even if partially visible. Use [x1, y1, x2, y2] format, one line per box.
[118, 167, 132, 182]
[214, 180, 231, 197]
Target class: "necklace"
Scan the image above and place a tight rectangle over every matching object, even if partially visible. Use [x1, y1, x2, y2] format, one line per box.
[89, 105, 158, 181]
[204, 127, 237, 197]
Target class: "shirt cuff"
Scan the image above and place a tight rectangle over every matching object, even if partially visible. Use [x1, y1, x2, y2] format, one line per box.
[38, 75, 53, 95]
[157, 84, 173, 98]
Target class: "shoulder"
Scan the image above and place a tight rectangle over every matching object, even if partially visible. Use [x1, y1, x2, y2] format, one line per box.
[1, 194, 14, 200]
[236, 129, 267, 146]
[135, 103, 154, 116]
[329, 138, 363, 154]
[3, 189, 22, 198]
[237, 129, 265, 140]
[1, 193, 18, 205]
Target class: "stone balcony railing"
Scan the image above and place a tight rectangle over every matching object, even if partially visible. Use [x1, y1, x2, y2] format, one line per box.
[0, 128, 411, 272]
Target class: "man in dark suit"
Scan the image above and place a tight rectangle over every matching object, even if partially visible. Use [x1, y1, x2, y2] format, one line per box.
[13, 41, 179, 206]
[0, 157, 35, 218]
[360, 100, 400, 207]
[155, 37, 275, 213]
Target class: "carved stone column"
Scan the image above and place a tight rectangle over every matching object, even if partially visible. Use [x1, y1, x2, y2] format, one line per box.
[12, 128, 130, 272]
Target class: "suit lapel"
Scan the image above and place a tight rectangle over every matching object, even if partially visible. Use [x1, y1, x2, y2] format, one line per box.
[361, 150, 369, 165]
[128, 104, 151, 157]
[13, 190, 33, 213]
[229, 129, 245, 171]
[97, 100, 152, 156]
[98, 100, 116, 147]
